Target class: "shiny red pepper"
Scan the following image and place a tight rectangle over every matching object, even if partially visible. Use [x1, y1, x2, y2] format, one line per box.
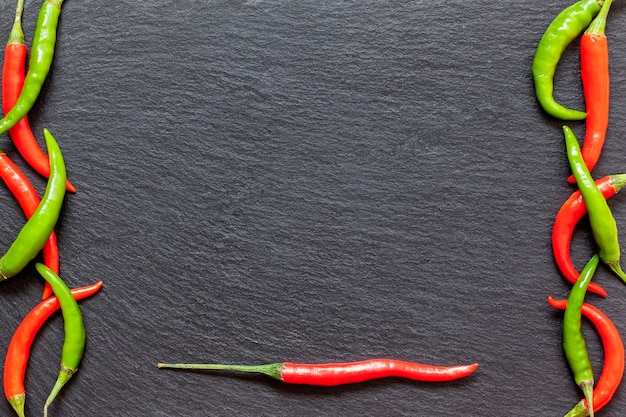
[157, 359, 479, 385]
[566, 0, 612, 182]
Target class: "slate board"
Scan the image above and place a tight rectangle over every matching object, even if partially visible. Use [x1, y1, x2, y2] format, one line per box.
[0, 0, 625, 416]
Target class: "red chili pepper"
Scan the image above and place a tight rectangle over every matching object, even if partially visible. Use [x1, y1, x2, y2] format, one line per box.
[157, 359, 479, 385]
[2, 2, 75, 193]
[548, 297, 624, 416]
[566, 0, 612, 183]
[279, 360, 479, 385]
[3, 281, 102, 417]
[552, 174, 626, 297]
[0, 150, 58, 299]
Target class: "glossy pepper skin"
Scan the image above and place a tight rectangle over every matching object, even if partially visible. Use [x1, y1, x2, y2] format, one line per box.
[552, 174, 626, 297]
[35, 264, 86, 417]
[4, 282, 102, 417]
[2, 0, 74, 192]
[157, 359, 479, 385]
[562, 255, 599, 417]
[0, 129, 66, 280]
[0, 0, 64, 136]
[549, 297, 624, 417]
[564, 125, 626, 282]
[532, 0, 602, 120]
[278, 360, 479, 384]
[0, 151, 59, 296]
[566, 0, 613, 183]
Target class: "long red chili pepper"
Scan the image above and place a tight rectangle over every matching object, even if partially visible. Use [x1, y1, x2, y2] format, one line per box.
[0, 150, 58, 299]
[157, 359, 479, 385]
[552, 174, 626, 297]
[548, 297, 624, 416]
[566, 0, 612, 183]
[3, 281, 102, 417]
[2, 0, 75, 193]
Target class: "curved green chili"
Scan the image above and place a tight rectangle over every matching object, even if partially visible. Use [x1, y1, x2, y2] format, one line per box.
[0, 0, 64, 136]
[35, 263, 85, 417]
[0, 128, 66, 280]
[563, 254, 599, 417]
[563, 125, 626, 282]
[532, 0, 602, 120]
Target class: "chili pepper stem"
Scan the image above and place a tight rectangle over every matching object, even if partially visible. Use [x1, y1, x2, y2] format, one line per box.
[607, 262, 626, 283]
[564, 400, 586, 417]
[157, 362, 283, 380]
[48, 0, 64, 9]
[43, 365, 76, 417]
[7, 393, 25, 417]
[580, 379, 595, 417]
[8, 0, 24, 46]
[610, 174, 626, 190]
[587, 0, 612, 36]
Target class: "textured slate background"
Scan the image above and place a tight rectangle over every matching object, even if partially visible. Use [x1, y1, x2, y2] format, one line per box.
[0, 0, 625, 416]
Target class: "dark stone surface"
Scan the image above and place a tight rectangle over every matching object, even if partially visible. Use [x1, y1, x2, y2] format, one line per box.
[0, 0, 625, 415]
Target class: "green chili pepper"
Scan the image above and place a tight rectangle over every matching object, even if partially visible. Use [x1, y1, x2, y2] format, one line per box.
[0, 0, 64, 135]
[35, 263, 86, 417]
[0, 128, 66, 280]
[532, 0, 603, 120]
[563, 254, 599, 417]
[563, 125, 626, 282]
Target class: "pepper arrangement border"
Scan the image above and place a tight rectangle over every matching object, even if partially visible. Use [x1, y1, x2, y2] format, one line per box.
[534, 0, 626, 415]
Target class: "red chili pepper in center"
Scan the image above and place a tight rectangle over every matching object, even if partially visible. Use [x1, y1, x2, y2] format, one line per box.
[157, 359, 479, 385]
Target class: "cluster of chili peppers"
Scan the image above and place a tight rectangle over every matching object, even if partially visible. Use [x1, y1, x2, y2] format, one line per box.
[0, 1, 102, 416]
[533, 0, 625, 415]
